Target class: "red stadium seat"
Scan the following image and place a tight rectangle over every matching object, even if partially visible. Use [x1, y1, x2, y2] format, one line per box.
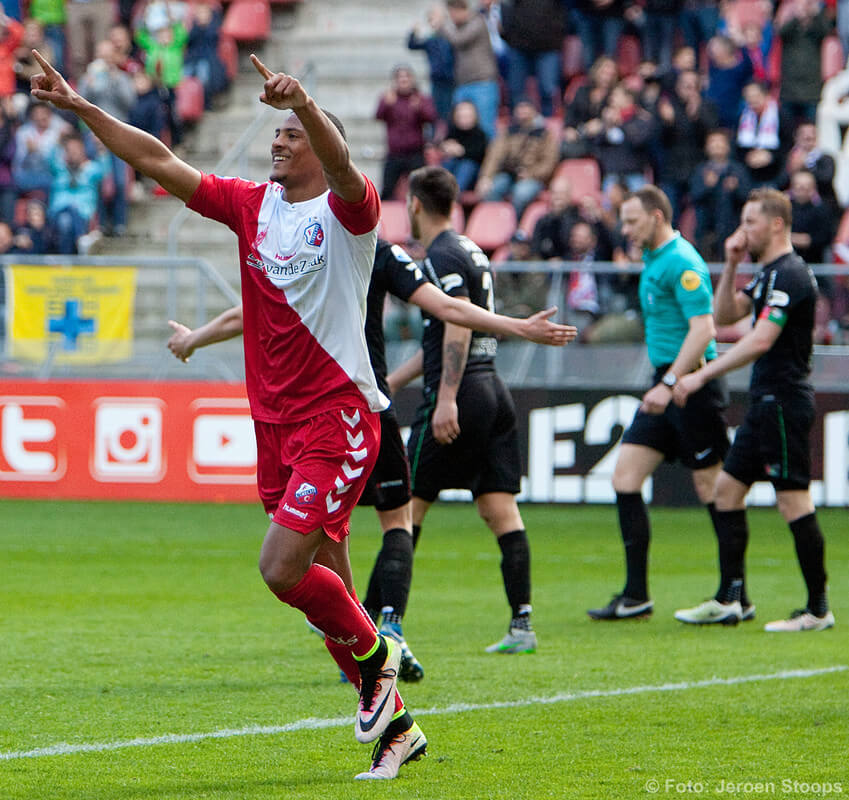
[221, 0, 271, 42]
[616, 35, 641, 77]
[678, 205, 696, 244]
[562, 35, 585, 81]
[464, 201, 517, 253]
[822, 35, 845, 82]
[176, 76, 205, 123]
[379, 200, 411, 244]
[217, 33, 238, 81]
[517, 199, 549, 239]
[450, 202, 465, 234]
[490, 243, 513, 264]
[552, 158, 602, 201]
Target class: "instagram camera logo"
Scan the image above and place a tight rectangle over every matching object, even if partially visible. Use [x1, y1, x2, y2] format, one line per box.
[92, 399, 165, 481]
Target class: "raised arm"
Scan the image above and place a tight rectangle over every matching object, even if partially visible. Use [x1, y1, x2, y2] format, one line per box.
[408, 282, 577, 345]
[250, 54, 365, 203]
[714, 228, 754, 325]
[29, 50, 201, 203]
[167, 305, 244, 362]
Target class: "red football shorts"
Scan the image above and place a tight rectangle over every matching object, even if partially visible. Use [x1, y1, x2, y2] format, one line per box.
[255, 406, 381, 541]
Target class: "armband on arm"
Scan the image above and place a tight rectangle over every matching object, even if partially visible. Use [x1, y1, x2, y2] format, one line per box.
[759, 305, 788, 327]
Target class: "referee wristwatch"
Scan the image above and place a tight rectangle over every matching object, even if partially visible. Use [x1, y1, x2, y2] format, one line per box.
[661, 372, 677, 389]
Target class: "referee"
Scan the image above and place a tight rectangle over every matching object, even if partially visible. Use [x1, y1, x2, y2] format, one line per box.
[673, 188, 833, 632]
[587, 185, 737, 622]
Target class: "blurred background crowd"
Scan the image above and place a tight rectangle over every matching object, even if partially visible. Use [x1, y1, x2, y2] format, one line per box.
[375, 0, 849, 344]
[0, 0, 231, 256]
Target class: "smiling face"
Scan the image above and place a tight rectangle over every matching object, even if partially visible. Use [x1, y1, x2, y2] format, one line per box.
[269, 113, 323, 193]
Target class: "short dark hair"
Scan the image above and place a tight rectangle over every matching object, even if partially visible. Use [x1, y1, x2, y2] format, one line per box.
[408, 166, 458, 217]
[747, 187, 792, 228]
[446, 0, 468, 8]
[627, 185, 672, 223]
[321, 109, 346, 141]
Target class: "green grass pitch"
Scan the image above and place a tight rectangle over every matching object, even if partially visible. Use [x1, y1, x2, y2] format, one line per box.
[1, 499, 847, 799]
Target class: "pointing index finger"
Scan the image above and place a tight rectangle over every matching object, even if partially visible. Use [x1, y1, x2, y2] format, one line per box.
[31, 49, 57, 75]
[250, 54, 274, 80]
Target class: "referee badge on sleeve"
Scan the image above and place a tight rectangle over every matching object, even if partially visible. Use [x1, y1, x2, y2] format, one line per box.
[680, 270, 701, 291]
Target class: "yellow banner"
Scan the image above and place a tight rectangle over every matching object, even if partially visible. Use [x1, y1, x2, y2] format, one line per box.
[7, 266, 137, 364]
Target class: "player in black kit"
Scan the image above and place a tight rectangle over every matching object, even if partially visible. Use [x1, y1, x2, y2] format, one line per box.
[672, 188, 833, 632]
[389, 166, 543, 654]
[167, 238, 575, 671]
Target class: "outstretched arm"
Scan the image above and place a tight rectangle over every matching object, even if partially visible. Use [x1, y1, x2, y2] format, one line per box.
[387, 349, 423, 396]
[167, 305, 244, 362]
[407, 282, 577, 346]
[30, 50, 201, 202]
[250, 54, 365, 203]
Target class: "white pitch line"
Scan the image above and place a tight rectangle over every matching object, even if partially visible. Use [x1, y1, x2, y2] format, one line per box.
[2, 665, 845, 762]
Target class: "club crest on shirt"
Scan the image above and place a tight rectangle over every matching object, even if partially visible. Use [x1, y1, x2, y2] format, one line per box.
[304, 221, 324, 247]
[295, 482, 317, 504]
[252, 228, 268, 249]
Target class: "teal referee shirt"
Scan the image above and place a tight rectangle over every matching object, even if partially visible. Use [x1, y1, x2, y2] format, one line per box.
[639, 233, 717, 368]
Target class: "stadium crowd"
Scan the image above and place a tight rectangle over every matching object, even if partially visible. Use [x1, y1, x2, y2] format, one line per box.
[374, 0, 849, 344]
[0, 0, 230, 254]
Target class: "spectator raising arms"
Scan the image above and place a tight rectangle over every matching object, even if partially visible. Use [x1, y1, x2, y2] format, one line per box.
[375, 64, 437, 201]
[705, 34, 753, 129]
[438, 0, 499, 141]
[407, 4, 454, 123]
[135, 5, 188, 146]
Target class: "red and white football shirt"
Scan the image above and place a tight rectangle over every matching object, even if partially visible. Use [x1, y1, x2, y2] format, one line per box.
[188, 174, 389, 423]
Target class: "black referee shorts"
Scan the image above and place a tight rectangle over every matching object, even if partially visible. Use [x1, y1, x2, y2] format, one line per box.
[723, 392, 815, 491]
[622, 370, 730, 470]
[407, 371, 522, 503]
[357, 406, 412, 512]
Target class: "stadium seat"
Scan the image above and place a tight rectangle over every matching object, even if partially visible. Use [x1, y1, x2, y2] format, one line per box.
[218, 33, 239, 82]
[616, 34, 641, 77]
[221, 0, 271, 42]
[450, 202, 465, 234]
[379, 200, 411, 244]
[490, 243, 512, 264]
[464, 201, 517, 253]
[562, 35, 585, 82]
[176, 76, 205, 123]
[517, 199, 548, 239]
[552, 158, 602, 201]
[822, 35, 845, 83]
[563, 75, 587, 106]
[677, 205, 696, 244]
